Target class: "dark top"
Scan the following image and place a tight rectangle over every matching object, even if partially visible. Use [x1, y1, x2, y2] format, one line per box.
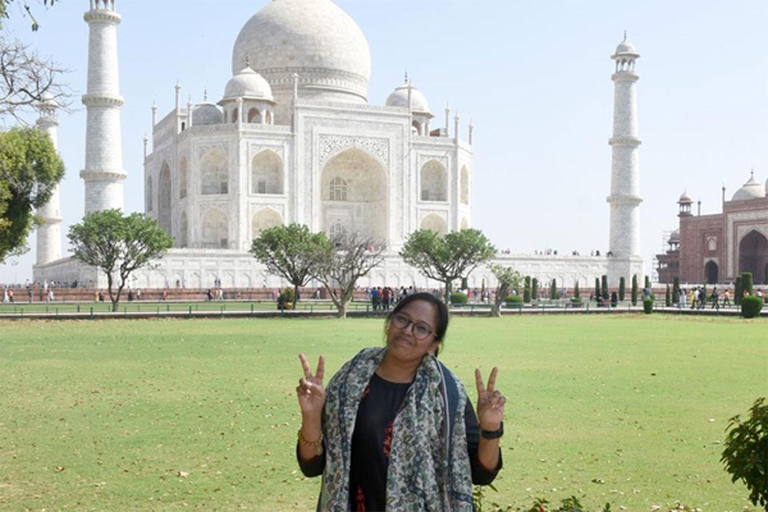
[297, 373, 502, 511]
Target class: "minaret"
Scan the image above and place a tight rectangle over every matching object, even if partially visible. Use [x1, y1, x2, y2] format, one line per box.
[607, 34, 644, 287]
[81, 0, 126, 213]
[35, 96, 62, 265]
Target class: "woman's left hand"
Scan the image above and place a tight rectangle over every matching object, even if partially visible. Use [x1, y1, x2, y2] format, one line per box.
[475, 367, 506, 431]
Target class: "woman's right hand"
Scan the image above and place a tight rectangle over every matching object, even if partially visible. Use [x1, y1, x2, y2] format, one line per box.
[297, 353, 326, 418]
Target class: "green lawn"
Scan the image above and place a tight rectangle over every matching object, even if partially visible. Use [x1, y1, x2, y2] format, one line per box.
[0, 315, 765, 511]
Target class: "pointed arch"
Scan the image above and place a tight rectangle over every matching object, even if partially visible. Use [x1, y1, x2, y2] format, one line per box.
[461, 166, 470, 205]
[251, 208, 284, 239]
[179, 157, 188, 199]
[251, 150, 284, 194]
[200, 149, 228, 195]
[420, 213, 447, 236]
[421, 160, 448, 202]
[158, 162, 172, 235]
[738, 230, 768, 284]
[321, 148, 387, 242]
[247, 108, 261, 123]
[201, 208, 229, 249]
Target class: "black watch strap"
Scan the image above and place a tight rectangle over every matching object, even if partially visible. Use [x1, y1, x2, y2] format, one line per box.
[480, 421, 504, 439]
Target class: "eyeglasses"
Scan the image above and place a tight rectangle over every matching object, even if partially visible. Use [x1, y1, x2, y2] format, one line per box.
[390, 313, 435, 341]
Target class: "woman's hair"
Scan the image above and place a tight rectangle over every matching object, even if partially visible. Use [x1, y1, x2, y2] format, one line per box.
[386, 292, 450, 356]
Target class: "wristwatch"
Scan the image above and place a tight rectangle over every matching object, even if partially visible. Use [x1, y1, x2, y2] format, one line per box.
[481, 421, 504, 440]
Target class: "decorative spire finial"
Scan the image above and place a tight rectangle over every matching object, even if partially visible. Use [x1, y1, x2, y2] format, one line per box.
[404, 70, 409, 84]
[246, 55, 250, 69]
[623, 30, 627, 41]
[204, 88, 208, 101]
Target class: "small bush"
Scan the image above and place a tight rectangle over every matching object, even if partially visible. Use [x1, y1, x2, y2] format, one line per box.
[279, 288, 295, 303]
[505, 295, 523, 308]
[741, 296, 763, 319]
[450, 292, 468, 305]
[643, 298, 653, 314]
[570, 298, 584, 308]
[721, 397, 768, 508]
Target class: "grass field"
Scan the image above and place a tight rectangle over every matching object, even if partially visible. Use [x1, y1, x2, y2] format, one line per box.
[0, 315, 765, 511]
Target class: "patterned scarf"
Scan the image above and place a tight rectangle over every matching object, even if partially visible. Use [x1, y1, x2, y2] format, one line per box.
[319, 347, 474, 511]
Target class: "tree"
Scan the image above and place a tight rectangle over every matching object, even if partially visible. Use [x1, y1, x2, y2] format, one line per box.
[631, 274, 639, 306]
[574, 281, 580, 300]
[741, 272, 754, 296]
[665, 284, 671, 307]
[601, 275, 608, 299]
[673, 276, 681, 304]
[489, 264, 521, 317]
[532, 278, 539, 301]
[250, 224, 327, 310]
[721, 397, 768, 508]
[734, 276, 742, 306]
[0, 127, 64, 262]
[619, 277, 626, 302]
[400, 228, 495, 304]
[550, 278, 557, 300]
[594, 277, 600, 299]
[311, 231, 385, 318]
[68, 209, 174, 312]
[1, 0, 59, 32]
[523, 276, 531, 303]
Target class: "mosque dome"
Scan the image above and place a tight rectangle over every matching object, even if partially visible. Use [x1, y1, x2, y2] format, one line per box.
[192, 102, 223, 126]
[615, 40, 637, 54]
[678, 191, 693, 204]
[222, 66, 274, 102]
[732, 174, 766, 201]
[385, 83, 433, 116]
[232, 0, 371, 103]
[669, 229, 679, 243]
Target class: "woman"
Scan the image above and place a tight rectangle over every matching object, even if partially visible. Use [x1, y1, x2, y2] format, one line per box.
[296, 292, 506, 511]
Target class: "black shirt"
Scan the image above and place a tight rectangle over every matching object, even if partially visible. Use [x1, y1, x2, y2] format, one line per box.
[297, 373, 502, 511]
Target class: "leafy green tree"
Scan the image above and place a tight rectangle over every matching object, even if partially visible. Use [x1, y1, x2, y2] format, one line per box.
[574, 281, 580, 300]
[673, 276, 681, 304]
[0, 127, 64, 262]
[250, 224, 327, 310]
[311, 231, 385, 318]
[734, 276, 742, 306]
[741, 272, 754, 296]
[631, 275, 639, 306]
[601, 275, 608, 299]
[550, 278, 557, 300]
[523, 276, 531, 303]
[665, 284, 671, 307]
[619, 277, 626, 302]
[68, 209, 174, 312]
[489, 264, 521, 317]
[532, 277, 539, 301]
[400, 228, 495, 304]
[721, 397, 768, 508]
[594, 277, 600, 299]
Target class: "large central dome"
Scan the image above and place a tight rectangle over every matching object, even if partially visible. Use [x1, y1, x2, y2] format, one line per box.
[232, 0, 371, 114]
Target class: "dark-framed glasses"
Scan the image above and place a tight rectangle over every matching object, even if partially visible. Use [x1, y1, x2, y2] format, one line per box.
[391, 313, 434, 340]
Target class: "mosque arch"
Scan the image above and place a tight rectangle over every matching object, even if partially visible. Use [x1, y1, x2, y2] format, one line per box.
[704, 261, 718, 285]
[200, 150, 228, 195]
[179, 157, 188, 199]
[158, 162, 172, 235]
[146, 176, 153, 211]
[179, 211, 188, 248]
[738, 230, 768, 284]
[420, 213, 447, 236]
[321, 148, 387, 242]
[251, 208, 283, 239]
[247, 108, 261, 123]
[460, 217, 469, 230]
[420, 160, 448, 202]
[706, 237, 717, 252]
[329, 222, 348, 245]
[460, 166, 470, 205]
[201, 208, 229, 249]
[251, 150, 284, 194]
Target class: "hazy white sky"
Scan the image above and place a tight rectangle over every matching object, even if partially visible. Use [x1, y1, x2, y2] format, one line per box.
[1, 0, 766, 284]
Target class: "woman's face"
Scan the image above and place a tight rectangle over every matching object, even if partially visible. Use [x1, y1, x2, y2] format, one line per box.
[386, 300, 440, 364]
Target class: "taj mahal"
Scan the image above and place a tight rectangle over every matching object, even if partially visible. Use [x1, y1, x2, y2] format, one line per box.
[32, 0, 645, 290]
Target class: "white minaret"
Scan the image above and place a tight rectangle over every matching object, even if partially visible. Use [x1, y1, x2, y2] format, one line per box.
[81, 0, 125, 213]
[607, 34, 644, 287]
[35, 96, 62, 265]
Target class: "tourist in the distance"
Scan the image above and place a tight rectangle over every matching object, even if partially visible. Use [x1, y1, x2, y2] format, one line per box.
[295, 292, 504, 511]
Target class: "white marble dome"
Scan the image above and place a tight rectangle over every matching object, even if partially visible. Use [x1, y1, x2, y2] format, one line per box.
[385, 83, 432, 116]
[192, 102, 223, 126]
[678, 191, 693, 203]
[615, 40, 637, 54]
[222, 66, 274, 102]
[732, 175, 766, 201]
[232, 0, 371, 103]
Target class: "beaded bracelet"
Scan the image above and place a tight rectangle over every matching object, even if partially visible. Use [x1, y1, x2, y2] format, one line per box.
[297, 429, 324, 455]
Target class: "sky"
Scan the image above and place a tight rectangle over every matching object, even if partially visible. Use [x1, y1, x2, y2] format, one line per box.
[1, 0, 766, 284]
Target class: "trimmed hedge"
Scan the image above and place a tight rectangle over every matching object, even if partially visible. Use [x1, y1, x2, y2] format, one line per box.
[505, 295, 524, 307]
[643, 298, 654, 314]
[450, 292, 468, 305]
[741, 296, 763, 319]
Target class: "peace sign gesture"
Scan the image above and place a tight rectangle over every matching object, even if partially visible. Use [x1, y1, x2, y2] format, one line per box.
[475, 367, 506, 431]
[296, 353, 326, 418]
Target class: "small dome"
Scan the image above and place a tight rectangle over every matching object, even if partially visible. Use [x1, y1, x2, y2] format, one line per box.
[615, 40, 637, 54]
[678, 191, 693, 204]
[669, 229, 679, 243]
[732, 174, 766, 201]
[385, 83, 432, 116]
[222, 66, 274, 102]
[192, 102, 222, 126]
